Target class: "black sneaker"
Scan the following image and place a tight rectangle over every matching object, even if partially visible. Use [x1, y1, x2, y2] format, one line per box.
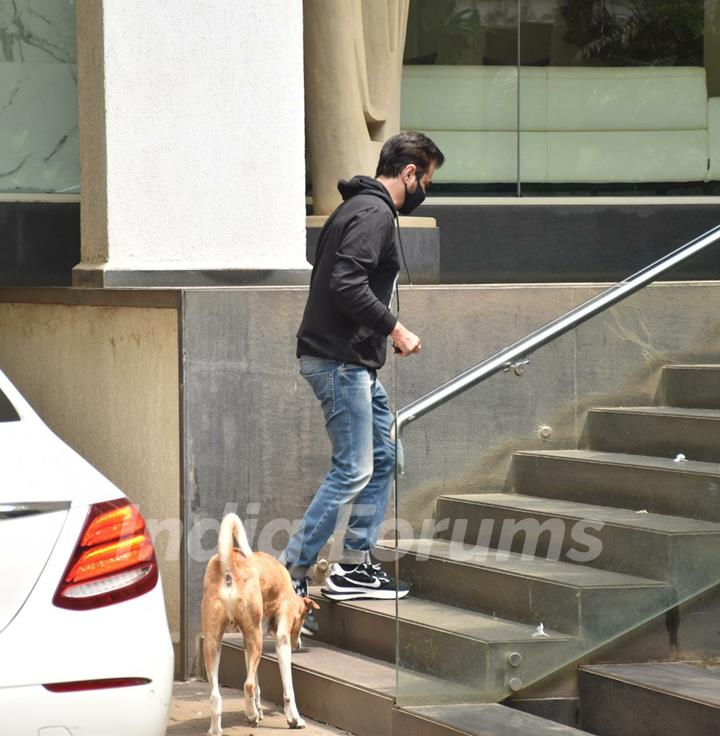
[320, 562, 410, 601]
[291, 575, 318, 636]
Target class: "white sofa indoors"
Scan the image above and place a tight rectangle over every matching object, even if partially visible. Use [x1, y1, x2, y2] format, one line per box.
[401, 65, 720, 184]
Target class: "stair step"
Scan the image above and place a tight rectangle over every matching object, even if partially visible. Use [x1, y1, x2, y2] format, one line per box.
[379, 538, 670, 638]
[310, 588, 578, 699]
[586, 406, 720, 463]
[513, 449, 720, 522]
[435, 493, 720, 589]
[660, 364, 720, 409]
[313, 591, 572, 644]
[578, 662, 720, 736]
[397, 703, 592, 736]
[219, 635, 595, 736]
[218, 636, 478, 736]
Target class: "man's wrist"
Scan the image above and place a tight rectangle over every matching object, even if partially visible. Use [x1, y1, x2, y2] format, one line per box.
[381, 313, 399, 337]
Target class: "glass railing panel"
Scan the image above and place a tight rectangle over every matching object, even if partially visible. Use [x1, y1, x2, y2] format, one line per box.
[391, 267, 720, 706]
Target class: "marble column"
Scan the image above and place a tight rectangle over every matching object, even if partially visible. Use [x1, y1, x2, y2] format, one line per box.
[73, 0, 308, 287]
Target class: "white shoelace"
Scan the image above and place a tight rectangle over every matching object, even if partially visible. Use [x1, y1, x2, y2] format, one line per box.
[368, 562, 391, 582]
[329, 561, 391, 583]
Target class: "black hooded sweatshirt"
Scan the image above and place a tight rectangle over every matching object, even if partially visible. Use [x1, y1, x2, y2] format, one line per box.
[296, 176, 400, 369]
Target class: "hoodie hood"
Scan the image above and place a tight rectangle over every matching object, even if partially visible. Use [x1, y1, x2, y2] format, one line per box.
[337, 175, 396, 214]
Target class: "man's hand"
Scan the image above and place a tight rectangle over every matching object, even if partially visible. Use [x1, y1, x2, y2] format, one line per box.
[390, 321, 422, 357]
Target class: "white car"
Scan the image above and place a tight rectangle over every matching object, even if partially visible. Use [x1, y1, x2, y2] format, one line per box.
[0, 368, 174, 736]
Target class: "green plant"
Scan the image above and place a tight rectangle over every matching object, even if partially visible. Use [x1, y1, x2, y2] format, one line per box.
[563, 0, 705, 66]
[407, 0, 489, 65]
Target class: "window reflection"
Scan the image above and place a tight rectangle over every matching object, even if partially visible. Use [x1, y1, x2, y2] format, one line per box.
[403, 0, 720, 195]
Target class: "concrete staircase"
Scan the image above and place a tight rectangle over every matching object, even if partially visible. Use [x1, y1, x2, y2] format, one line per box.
[218, 635, 593, 736]
[217, 364, 720, 734]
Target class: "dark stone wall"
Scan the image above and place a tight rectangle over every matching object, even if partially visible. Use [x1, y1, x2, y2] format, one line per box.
[0, 202, 80, 286]
[4, 201, 720, 287]
[419, 203, 720, 283]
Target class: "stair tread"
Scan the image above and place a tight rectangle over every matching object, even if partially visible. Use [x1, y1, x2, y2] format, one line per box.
[309, 587, 574, 642]
[382, 538, 667, 588]
[592, 406, 720, 420]
[222, 635, 470, 702]
[664, 364, 720, 370]
[404, 703, 591, 735]
[439, 493, 720, 534]
[516, 449, 720, 475]
[580, 662, 720, 707]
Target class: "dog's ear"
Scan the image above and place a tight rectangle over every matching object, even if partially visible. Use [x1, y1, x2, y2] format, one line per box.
[303, 596, 320, 611]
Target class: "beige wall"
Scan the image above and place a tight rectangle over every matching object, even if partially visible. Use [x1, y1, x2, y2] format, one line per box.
[0, 301, 181, 644]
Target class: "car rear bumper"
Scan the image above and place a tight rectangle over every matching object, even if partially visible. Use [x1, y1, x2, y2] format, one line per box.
[0, 677, 172, 736]
[0, 517, 174, 736]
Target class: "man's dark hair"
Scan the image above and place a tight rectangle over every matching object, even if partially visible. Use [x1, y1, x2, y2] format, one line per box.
[375, 131, 445, 178]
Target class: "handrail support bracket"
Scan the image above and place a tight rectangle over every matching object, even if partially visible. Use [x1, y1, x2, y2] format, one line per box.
[503, 357, 531, 377]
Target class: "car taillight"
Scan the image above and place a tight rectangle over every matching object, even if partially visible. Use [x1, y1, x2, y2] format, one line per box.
[53, 499, 158, 610]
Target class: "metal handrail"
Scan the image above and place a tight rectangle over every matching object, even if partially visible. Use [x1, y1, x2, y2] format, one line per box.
[396, 222, 720, 436]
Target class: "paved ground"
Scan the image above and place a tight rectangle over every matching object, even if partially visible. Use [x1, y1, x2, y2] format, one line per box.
[167, 681, 352, 735]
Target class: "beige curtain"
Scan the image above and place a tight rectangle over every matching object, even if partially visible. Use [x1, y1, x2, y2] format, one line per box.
[304, 0, 410, 214]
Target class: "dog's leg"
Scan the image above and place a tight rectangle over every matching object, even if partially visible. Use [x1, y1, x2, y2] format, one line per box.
[242, 626, 263, 726]
[253, 672, 263, 720]
[275, 628, 305, 729]
[202, 605, 225, 736]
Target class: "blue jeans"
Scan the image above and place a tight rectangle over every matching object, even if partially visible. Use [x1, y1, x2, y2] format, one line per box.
[280, 355, 396, 579]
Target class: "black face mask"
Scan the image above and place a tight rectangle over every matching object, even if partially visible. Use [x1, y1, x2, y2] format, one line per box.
[399, 174, 425, 215]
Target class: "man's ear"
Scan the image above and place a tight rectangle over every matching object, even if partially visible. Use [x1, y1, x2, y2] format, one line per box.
[401, 163, 416, 182]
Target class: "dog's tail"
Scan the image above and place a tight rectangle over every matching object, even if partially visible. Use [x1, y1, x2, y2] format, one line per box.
[218, 513, 253, 573]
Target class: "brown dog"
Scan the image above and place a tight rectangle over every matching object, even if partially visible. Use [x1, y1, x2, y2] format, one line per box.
[202, 513, 319, 733]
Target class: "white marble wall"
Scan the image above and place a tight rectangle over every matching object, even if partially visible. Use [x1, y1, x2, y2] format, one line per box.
[0, 0, 79, 192]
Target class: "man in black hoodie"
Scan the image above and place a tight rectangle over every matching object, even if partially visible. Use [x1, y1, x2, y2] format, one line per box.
[280, 132, 444, 632]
